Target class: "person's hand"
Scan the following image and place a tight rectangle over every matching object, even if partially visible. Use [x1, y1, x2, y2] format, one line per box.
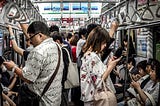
[131, 81, 141, 90]
[107, 56, 122, 72]
[3, 61, 16, 71]
[110, 21, 119, 31]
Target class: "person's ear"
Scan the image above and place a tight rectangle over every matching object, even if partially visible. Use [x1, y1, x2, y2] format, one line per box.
[39, 33, 42, 37]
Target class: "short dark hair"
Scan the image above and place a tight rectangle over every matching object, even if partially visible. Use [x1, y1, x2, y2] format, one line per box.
[51, 31, 63, 44]
[137, 60, 147, 72]
[150, 59, 160, 80]
[49, 25, 59, 32]
[128, 57, 136, 67]
[78, 27, 87, 39]
[27, 21, 50, 37]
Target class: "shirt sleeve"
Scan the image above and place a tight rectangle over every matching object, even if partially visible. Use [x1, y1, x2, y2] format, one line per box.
[90, 55, 106, 88]
[22, 51, 44, 82]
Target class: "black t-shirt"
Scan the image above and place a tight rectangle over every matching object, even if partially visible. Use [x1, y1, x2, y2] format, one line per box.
[23, 51, 30, 61]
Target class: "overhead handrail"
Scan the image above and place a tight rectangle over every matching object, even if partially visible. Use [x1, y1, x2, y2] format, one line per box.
[6, 2, 21, 19]
[14, 9, 30, 24]
[156, 2, 160, 18]
[140, 0, 154, 21]
[122, 0, 131, 25]
[130, 5, 142, 24]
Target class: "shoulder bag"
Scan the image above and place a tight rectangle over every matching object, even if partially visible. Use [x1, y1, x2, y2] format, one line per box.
[93, 80, 117, 106]
[15, 44, 61, 106]
[63, 48, 79, 89]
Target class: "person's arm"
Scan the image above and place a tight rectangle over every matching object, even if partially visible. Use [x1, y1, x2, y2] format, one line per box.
[3, 61, 32, 83]
[19, 23, 30, 39]
[2, 92, 16, 106]
[8, 74, 17, 90]
[8, 25, 24, 56]
[102, 56, 122, 80]
[109, 21, 119, 38]
[131, 81, 148, 103]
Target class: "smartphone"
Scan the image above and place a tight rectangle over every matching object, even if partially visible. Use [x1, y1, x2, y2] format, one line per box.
[0, 56, 6, 65]
[114, 48, 123, 58]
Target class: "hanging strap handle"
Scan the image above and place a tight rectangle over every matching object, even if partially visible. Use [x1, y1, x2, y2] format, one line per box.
[141, 0, 154, 21]
[41, 43, 61, 97]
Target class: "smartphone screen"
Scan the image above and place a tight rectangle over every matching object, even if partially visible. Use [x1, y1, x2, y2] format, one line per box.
[114, 48, 123, 58]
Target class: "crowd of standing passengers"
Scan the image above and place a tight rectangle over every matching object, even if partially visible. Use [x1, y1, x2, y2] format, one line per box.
[0, 20, 159, 106]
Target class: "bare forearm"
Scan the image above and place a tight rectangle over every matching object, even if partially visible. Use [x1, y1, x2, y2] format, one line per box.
[2, 92, 16, 106]
[136, 87, 148, 103]
[20, 23, 29, 39]
[102, 66, 112, 80]
[8, 77, 17, 90]
[11, 38, 24, 56]
[14, 67, 32, 83]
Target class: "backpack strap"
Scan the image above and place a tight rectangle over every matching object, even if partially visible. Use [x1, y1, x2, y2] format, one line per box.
[41, 43, 61, 97]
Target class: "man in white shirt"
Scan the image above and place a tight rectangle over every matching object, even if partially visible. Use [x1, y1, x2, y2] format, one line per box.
[3, 21, 64, 106]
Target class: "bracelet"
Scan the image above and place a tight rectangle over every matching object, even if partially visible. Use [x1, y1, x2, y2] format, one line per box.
[10, 36, 15, 40]
[12, 65, 17, 73]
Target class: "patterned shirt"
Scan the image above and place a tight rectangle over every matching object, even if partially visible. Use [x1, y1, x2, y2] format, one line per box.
[80, 52, 107, 102]
[22, 38, 64, 106]
[143, 80, 159, 106]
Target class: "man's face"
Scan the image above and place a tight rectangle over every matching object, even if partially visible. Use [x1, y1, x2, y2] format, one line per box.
[28, 32, 41, 47]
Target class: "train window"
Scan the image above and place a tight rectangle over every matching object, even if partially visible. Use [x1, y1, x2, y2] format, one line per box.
[156, 31, 160, 61]
[154, 27, 160, 61]
[136, 28, 151, 58]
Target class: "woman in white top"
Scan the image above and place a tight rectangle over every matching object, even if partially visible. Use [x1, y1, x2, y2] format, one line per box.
[80, 26, 121, 106]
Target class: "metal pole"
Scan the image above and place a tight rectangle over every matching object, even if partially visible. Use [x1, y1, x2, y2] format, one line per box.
[123, 29, 130, 104]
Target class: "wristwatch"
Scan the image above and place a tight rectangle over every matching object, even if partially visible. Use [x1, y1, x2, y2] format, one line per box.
[10, 36, 15, 40]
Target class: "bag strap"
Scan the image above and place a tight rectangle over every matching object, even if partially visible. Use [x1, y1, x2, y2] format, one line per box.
[41, 43, 61, 97]
[63, 47, 72, 63]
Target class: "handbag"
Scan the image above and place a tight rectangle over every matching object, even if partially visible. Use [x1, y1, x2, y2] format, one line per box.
[93, 80, 117, 106]
[63, 48, 79, 89]
[15, 44, 61, 106]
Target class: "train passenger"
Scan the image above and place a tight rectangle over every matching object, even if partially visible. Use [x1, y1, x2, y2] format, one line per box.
[118, 59, 160, 106]
[80, 26, 121, 106]
[114, 57, 136, 94]
[7, 24, 33, 61]
[76, 27, 87, 58]
[50, 25, 72, 58]
[3, 21, 64, 106]
[121, 34, 136, 58]
[51, 31, 70, 106]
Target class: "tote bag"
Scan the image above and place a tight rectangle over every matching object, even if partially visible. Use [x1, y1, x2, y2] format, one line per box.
[63, 48, 79, 89]
[93, 80, 117, 106]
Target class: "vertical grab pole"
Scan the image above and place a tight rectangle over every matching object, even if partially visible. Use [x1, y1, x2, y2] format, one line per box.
[123, 29, 130, 105]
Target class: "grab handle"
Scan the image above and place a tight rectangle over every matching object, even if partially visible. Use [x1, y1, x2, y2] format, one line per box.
[141, 0, 154, 21]
[156, 3, 160, 18]
[6, 2, 21, 19]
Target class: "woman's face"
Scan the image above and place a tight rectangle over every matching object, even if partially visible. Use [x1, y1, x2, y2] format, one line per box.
[101, 43, 106, 51]
[138, 68, 146, 77]
[146, 65, 152, 74]
[149, 69, 156, 82]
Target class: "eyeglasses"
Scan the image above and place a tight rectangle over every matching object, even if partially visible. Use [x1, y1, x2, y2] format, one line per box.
[27, 32, 40, 41]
